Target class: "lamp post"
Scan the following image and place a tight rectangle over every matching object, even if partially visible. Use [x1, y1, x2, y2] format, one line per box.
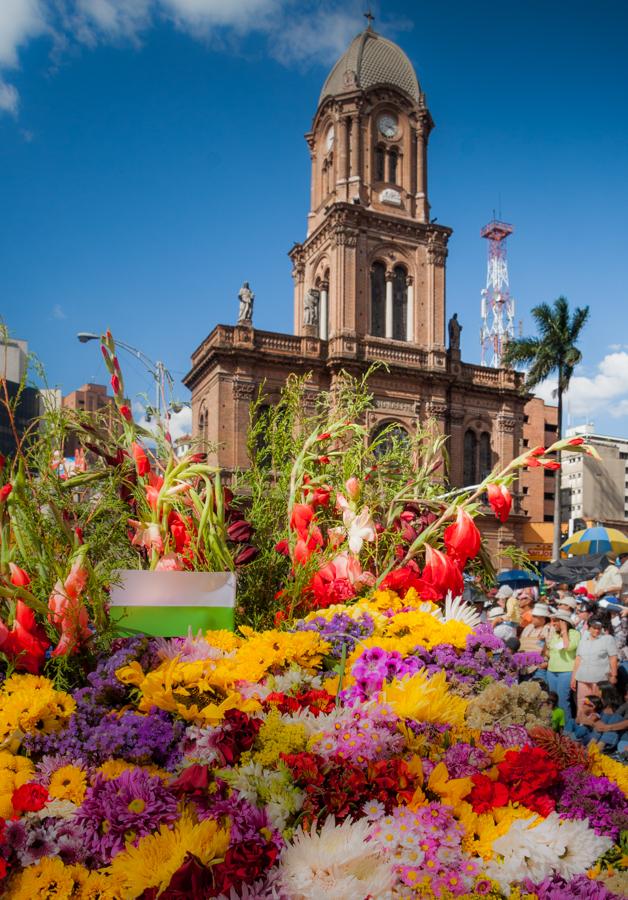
[76, 332, 174, 420]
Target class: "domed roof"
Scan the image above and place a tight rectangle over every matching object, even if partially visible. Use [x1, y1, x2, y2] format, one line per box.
[319, 28, 420, 105]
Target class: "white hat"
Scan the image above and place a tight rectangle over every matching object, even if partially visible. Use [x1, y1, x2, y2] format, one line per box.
[550, 610, 574, 625]
[531, 603, 551, 618]
[488, 606, 504, 620]
[495, 585, 514, 600]
[557, 595, 578, 610]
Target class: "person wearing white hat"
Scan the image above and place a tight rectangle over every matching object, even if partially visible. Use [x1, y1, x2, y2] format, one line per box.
[519, 604, 551, 678]
[546, 610, 581, 729]
[495, 584, 520, 628]
[487, 606, 517, 644]
[556, 594, 578, 626]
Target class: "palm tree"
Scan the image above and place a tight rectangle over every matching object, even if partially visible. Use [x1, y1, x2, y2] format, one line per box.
[502, 296, 590, 561]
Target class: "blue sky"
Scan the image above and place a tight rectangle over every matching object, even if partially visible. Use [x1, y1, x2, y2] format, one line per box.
[2, 0, 628, 438]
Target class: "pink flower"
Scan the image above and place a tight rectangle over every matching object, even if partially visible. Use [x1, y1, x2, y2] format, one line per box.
[155, 553, 184, 571]
[48, 558, 91, 657]
[345, 476, 360, 499]
[130, 520, 164, 554]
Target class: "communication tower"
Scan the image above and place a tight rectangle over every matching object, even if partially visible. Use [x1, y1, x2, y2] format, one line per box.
[480, 219, 516, 367]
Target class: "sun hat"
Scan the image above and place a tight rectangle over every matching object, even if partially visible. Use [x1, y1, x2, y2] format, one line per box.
[495, 585, 513, 601]
[488, 606, 504, 620]
[531, 603, 551, 618]
[550, 610, 574, 625]
[557, 595, 578, 610]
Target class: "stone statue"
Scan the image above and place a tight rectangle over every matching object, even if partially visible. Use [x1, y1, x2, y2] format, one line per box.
[303, 288, 320, 327]
[237, 282, 254, 325]
[448, 313, 462, 350]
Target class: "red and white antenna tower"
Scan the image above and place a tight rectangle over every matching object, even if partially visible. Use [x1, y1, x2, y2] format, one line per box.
[480, 219, 515, 367]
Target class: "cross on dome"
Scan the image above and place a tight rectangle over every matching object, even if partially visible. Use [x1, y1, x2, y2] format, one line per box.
[364, 9, 375, 30]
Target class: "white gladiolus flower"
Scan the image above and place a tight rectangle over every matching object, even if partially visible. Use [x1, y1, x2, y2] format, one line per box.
[343, 506, 376, 554]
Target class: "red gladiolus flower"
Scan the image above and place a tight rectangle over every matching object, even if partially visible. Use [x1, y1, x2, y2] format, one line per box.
[468, 773, 509, 813]
[119, 404, 132, 422]
[0, 454, 4, 472]
[443, 507, 481, 567]
[274, 539, 290, 556]
[317, 455, 330, 464]
[310, 485, 331, 508]
[290, 503, 314, 539]
[0, 484, 12, 503]
[422, 545, 464, 599]
[48, 558, 91, 657]
[380, 564, 440, 601]
[2, 600, 50, 674]
[486, 483, 512, 523]
[131, 442, 151, 477]
[11, 783, 49, 813]
[9, 563, 30, 587]
[316, 432, 331, 440]
[75, 526, 84, 545]
[110, 374, 120, 395]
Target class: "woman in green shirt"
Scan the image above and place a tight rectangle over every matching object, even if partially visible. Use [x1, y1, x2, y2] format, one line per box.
[546, 611, 580, 728]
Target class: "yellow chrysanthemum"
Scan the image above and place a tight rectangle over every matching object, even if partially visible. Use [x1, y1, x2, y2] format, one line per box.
[73, 866, 127, 900]
[382, 610, 471, 650]
[204, 629, 242, 652]
[49, 764, 87, 805]
[8, 856, 77, 900]
[382, 669, 468, 728]
[107, 815, 230, 897]
[0, 674, 75, 751]
[588, 743, 628, 795]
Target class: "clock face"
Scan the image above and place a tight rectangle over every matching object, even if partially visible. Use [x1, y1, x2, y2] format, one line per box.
[325, 126, 334, 152]
[378, 114, 398, 138]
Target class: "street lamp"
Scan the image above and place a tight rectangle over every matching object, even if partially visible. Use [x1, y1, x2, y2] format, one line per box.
[76, 332, 174, 419]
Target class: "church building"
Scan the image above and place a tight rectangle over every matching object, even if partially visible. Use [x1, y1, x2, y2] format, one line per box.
[184, 21, 528, 556]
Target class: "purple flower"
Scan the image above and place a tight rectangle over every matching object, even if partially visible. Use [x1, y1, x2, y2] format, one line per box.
[557, 765, 628, 840]
[444, 742, 491, 778]
[521, 874, 623, 899]
[75, 769, 179, 865]
[293, 611, 375, 657]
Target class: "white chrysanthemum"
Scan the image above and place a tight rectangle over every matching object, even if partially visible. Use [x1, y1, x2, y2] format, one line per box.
[543, 813, 613, 879]
[270, 667, 324, 694]
[485, 813, 612, 890]
[484, 816, 558, 889]
[278, 816, 395, 900]
[433, 592, 482, 627]
[362, 799, 386, 821]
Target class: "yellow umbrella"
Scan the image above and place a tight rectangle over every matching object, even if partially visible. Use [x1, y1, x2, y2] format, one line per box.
[561, 526, 628, 557]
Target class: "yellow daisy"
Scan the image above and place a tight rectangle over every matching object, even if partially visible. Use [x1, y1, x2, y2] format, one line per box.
[48, 764, 87, 805]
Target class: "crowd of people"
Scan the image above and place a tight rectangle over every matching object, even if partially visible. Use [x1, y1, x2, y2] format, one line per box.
[472, 551, 628, 759]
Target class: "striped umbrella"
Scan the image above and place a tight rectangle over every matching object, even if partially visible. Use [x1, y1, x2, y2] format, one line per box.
[561, 526, 628, 557]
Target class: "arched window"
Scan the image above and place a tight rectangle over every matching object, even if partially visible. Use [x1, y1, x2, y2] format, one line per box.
[372, 421, 410, 458]
[479, 432, 492, 480]
[463, 430, 478, 486]
[392, 265, 407, 341]
[371, 262, 386, 337]
[389, 149, 398, 184]
[375, 146, 386, 182]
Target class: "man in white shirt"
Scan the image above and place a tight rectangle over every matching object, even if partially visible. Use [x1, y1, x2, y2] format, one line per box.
[487, 606, 517, 644]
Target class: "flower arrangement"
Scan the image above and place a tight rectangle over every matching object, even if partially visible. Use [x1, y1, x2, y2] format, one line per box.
[1, 330, 622, 898]
[1, 586, 626, 898]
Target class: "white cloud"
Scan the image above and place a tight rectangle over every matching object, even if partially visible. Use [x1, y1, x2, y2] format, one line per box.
[0, 0, 386, 116]
[52, 303, 66, 319]
[0, 80, 19, 115]
[533, 351, 628, 424]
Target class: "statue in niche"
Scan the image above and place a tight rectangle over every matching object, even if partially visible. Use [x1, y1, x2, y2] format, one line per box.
[237, 282, 254, 325]
[303, 288, 320, 326]
[448, 313, 462, 350]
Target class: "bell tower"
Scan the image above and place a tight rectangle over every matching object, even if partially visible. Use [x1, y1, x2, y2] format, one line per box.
[290, 21, 451, 353]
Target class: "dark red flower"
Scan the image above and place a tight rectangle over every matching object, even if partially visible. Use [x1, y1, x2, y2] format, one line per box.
[213, 840, 279, 896]
[0, 484, 12, 503]
[169, 764, 211, 798]
[159, 852, 214, 899]
[110, 374, 120, 395]
[233, 545, 259, 566]
[497, 745, 558, 815]
[119, 404, 133, 422]
[486, 483, 512, 523]
[227, 520, 253, 543]
[274, 539, 290, 556]
[11, 782, 49, 813]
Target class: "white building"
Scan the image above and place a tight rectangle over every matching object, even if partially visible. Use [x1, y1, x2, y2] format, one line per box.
[562, 425, 628, 526]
